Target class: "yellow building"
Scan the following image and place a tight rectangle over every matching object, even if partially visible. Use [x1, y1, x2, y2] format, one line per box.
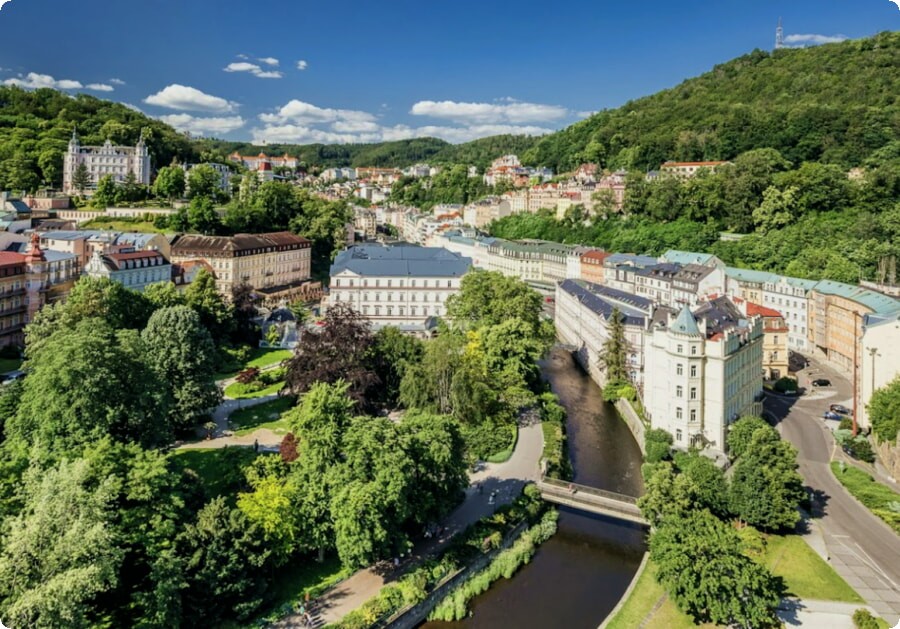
[746, 301, 790, 380]
[170, 232, 311, 296]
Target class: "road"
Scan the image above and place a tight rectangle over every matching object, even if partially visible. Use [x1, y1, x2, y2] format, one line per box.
[767, 356, 900, 625]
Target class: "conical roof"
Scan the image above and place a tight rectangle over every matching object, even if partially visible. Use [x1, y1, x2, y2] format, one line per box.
[671, 305, 701, 336]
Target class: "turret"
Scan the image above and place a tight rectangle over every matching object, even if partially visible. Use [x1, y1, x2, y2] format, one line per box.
[24, 232, 48, 324]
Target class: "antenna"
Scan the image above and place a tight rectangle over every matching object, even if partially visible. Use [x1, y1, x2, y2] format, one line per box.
[775, 17, 784, 50]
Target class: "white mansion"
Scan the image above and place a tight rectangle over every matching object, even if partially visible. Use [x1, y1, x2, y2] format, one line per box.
[63, 129, 151, 194]
[326, 245, 472, 334]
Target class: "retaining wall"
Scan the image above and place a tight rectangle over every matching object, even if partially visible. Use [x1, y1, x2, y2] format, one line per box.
[615, 399, 646, 456]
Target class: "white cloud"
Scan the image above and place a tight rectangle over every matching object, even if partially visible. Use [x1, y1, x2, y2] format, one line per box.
[237, 53, 249, 60]
[410, 99, 570, 124]
[109, 78, 126, 85]
[224, 61, 282, 79]
[296, 60, 308, 71]
[260, 99, 377, 126]
[86, 83, 114, 92]
[159, 113, 245, 136]
[784, 33, 847, 45]
[0, 0, 14, 12]
[144, 84, 237, 113]
[3, 72, 82, 89]
[258, 57, 279, 67]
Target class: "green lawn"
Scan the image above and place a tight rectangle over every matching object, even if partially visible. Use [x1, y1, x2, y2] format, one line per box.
[216, 347, 292, 380]
[605, 559, 713, 629]
[0, 358, 22, 374]
[169, 447, 259, 500]
[485, 425, 518, 463]
[762, 534, 863, 603]
[228, 396, 296, 436]
[224, 380, 286, 399]
[81, 219, 167, 233]
[831, 462, 900, 535]
[235, 555, 350, 629]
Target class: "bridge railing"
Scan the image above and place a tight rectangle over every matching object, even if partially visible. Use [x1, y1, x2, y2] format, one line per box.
[538, 476, 639, 505]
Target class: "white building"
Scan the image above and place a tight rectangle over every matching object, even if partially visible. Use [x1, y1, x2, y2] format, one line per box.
[326, 245, 472, 334]
[555, 279, 661, 387]
[859, 311, 900, 430]
[184, 163, 232, 194]
[85, 248, 171, 292]
[63, 130, 150, 194]
[644, 297, 763, 454]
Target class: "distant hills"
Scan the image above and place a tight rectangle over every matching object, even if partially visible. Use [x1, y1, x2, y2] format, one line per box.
[522, 31, 900, 172]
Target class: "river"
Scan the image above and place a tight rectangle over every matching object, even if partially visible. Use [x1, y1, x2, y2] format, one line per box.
[421, 348, 647, 629]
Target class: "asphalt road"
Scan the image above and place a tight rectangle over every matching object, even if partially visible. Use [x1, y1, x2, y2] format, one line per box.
[766, 356, 900, 624]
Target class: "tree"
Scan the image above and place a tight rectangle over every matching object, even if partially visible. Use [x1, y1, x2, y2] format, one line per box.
[142, 306, 221, 431]
[727, 416, 774, 459]
[599, 308, 628, 386]
[184, 268, 233, 344]
[284, 304, 379, 410]
[72, 161, 91, 193]
[637, 461, 704, 527]
[868, 376, 900, 442]
[93, 174, 118, 208]
[644, 428, 673, 463]
[371, 326, 424, 407]
[187, 196, 221, 235]
[231, 281, 259, 345]
[674, 450, 730, 518]
[752, 186, 798, 232]
[153, 165, 185, 201]
[187, 164, 225, 202]
[285, 379, 355, 465]
[237, 474, 302, 557]
[144, 280, 187, 310]
[0, 458, 122, 628]
[729, 428, 805, 531]
[10, 320, 170, 454]
[650, 509, 781, 627]
[445, 270, 546, 337]
[37, 148, 62, 188]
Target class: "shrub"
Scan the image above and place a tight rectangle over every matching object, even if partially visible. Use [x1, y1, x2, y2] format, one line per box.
[237, 367, 261, 384]
[839, 417, 853, 431]
[852, 608, 881, 629]
[773, 376, 798, 392]
[846, 437, 875, 463]
[645, 428, 673, 463]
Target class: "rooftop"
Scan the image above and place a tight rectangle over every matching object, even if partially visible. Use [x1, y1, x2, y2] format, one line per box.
[559, 279, 652, 325]
[331, 245, 472, 278]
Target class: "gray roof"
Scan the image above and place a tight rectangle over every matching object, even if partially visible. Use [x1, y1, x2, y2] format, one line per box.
[43, 250, 76, 263]
[558, 279, 651, 326]
[331, 245, 472, 278]
[114, 232, 160, 248]
[603, 253, 658, 268]
[670, 305, 702, 336]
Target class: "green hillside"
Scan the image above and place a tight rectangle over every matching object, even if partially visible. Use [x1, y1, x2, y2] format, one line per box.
[523, 31, 900, 172]
[0, 86, 195, 191]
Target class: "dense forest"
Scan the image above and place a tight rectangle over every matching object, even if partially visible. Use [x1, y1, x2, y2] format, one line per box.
[522, 31, 900, 172]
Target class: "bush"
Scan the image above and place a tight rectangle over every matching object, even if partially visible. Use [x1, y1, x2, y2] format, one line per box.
[645, 428, 673, 463]
[839, 417, 853, 431]
[463, 421, 514, 461]
[237, 367, 260, 384]
[852, 608, 881, 629]
[773, 376, 798, 392]
[846, 438, 876, 463]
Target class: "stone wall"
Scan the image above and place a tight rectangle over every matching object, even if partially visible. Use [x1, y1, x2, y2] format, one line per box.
[874, 437, 900, 482]
[615, 399, 646, 456]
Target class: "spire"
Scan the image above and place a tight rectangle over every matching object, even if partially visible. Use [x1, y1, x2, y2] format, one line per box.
[671, 305, 701, 336]
[25, 232, 46, 264]
[775, 17, 784, 50]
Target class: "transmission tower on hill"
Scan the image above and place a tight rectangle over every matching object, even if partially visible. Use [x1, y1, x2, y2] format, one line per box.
[775, 17, 785, 50]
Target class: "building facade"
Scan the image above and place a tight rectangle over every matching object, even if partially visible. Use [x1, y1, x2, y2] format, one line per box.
[644, 298, 763, 454]
[745, 301, 790, 380]
[0, 252, 26, 348]
[63, 130, 150, 194]
[85, 248, 171, 292]
[859, 311, 900, 430]
[170, 232, 312, 295]
[326, 245, 471, 333]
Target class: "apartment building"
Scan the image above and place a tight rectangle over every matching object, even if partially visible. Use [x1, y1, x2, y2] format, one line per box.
[0, 252, 26, 347]
[659, 160, 730, 179]
[644, 298, 763, 454]
[859, 311, 900, 430]
[63, 130, 150, 194]
[85, 248, 171, 292]
[170, 232, 311, 295]
[745, 301, 790, 380]
[326, 245, 472, 333]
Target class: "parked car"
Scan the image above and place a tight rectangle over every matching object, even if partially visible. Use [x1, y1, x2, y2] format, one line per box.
[1, 370, 25, 385]
[830, 404, 851, 415]
[823, 411, 842, 420]
[812, 378, 831, 387]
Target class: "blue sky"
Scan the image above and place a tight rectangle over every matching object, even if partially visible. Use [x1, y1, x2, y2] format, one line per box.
[0, 0, 897, 144]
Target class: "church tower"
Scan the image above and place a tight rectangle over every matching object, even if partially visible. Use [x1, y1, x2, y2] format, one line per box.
[24, 232, 47, 325]
[63, 127, 81, 194]
[775, 18, 785, 50]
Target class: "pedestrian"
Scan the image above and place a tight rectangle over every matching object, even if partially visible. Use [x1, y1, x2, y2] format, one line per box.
[254, 438, 259, 452]
[478, 484, 483, 495]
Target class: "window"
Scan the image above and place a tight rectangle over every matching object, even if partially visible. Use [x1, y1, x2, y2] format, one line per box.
[677, 344, 683, 354]
[690, 409, 697, 422]
[676, 363, 683, 376]
[690, 387, 697, 400]
[676, 407, 683, 420]
[676, 429, 682, 442]
[690, 345, 697, 355]
[690, 364, 698, 377]
[676, 386, 683, 398]
[774, 336, 778, 344]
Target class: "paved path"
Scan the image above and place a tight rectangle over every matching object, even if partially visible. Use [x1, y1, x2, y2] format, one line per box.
[175, 393, 284, 450]
[778, 599, 880, 628]
[273, 419, 544, 628]
[768, 356, 900, 626]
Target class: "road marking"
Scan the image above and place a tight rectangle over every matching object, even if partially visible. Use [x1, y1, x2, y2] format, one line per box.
[831, 535, 899, 591]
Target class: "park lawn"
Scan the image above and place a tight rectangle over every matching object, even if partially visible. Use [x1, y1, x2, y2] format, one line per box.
[0, 357, 22, 374]
[236, 554, 351, 629]
[169, 447, 259, 500]
[831, 462, 900, 535]
[762, 534, 863, 603]
[605, 559, 712, 629]
[485, 424, 518, 463]
[216, 347, 292, 380]
[229, 396, 296, 436]
[224, 380, 286, 399]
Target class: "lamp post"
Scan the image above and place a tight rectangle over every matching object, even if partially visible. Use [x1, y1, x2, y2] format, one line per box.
[852, 311, 860, 437]
[866, 346, 880, 433]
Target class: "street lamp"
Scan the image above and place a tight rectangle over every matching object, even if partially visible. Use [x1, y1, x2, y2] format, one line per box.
[866, 346, 880, 433]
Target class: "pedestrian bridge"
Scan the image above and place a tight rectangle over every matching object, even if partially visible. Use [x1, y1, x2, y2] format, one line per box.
[536, 477, 648, 526]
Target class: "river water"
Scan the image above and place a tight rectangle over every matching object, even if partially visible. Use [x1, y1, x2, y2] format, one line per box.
[421, 348, 647, 629]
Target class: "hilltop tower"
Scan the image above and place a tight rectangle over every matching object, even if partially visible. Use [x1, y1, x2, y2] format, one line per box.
[775, 18, 784, 50]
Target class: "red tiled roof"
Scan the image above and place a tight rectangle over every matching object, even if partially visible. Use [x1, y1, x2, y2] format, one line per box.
[582, 250, 610, 263]
[746, 302, 784, 319]
[0, 252, 25, 267]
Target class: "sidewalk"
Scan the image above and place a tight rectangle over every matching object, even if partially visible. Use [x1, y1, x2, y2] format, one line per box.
[272, 420, 544, 628]
[778, 599, 878, 628]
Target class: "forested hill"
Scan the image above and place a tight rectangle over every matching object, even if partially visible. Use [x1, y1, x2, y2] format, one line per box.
[195, 134, 539, 170]
[522, 31, 900, 172]
[0, 86, 195, 191]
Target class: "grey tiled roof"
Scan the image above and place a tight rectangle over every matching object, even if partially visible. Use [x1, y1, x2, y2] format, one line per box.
[331, 245, 471, 278]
